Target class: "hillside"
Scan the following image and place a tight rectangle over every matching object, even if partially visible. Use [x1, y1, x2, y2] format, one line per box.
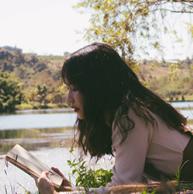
[0, 46, 193, 103]
[137, 59, 193, 101]
[0, 46, 66, 91]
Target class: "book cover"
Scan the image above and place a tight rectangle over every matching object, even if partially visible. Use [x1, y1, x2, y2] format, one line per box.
[5, 144, 64, 189]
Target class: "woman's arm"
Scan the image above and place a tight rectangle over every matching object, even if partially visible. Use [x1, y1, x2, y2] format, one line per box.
[108, 109, 152, 186]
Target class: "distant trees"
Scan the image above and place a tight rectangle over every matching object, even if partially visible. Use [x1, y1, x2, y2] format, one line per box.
[49, 84, 67, 106]
[36, 84, 48, 107]
[0, 72, 23, 113]
[25, 83, 67, 108]
[76, 0, 193, 59]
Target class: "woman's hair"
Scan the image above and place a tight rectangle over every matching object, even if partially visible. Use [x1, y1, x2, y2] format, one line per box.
[62, 42, 187, 158]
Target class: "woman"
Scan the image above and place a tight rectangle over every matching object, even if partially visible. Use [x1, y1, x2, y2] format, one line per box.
[37, 42, 193, 194]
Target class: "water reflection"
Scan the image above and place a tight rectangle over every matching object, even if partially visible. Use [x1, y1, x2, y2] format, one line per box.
[0, 107, 193, 155]
[0, 105, 192, 193]
[0, 127, 74, 154]
[0, 125, 77, 194]
[0, 147, 76, 194]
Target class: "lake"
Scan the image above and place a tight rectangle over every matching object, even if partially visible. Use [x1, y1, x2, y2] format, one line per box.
[0, 109, 114, 194]
[170, 101, 193, 109]
[0, 103, 193, 131]
[0, 109, 77, 193]
[0, 102, 193, 194]
[0, 109, 77, 154]
[0, 109, 76, 130]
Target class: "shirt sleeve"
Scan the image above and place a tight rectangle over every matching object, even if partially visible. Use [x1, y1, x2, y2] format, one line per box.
[107, 109, 151, 186]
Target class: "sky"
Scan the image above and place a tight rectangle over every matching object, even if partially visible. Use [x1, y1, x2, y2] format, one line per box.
[0, 0, 90, 55]
[0, 0, 193, 60]
[133, 11, 193, 61]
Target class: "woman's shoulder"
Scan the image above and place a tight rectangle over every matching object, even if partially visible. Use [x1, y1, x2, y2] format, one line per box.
[112, 106, 155, 133]
[112, 106, 155, 148]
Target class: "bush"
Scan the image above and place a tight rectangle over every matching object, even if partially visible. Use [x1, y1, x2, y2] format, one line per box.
[17, 103, 33, 110]
[67, 158, 112, 191]
[0, 72, 24, 113]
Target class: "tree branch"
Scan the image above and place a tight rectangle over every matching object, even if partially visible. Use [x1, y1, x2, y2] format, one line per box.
[152, 8, 193, 14]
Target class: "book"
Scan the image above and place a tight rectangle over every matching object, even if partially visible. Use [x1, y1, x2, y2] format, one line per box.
[5, 144, 64, 189]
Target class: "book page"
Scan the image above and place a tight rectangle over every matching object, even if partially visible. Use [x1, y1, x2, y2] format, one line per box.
[6, 144, 63, 188]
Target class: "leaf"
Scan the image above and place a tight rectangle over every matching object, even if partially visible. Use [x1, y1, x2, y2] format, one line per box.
[75, 0, 193, 58]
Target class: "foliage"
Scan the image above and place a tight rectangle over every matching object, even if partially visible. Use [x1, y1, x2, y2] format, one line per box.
[47, 84, 67, 106]
[17, 103, 33, 110]
[36, 84, 48, 107]
[1, 46, 193, 111]
[0, 72, 24, 113]
[67, 158, 112, 190]
[137, 59, 193, 101]
[75, 0, 193, 58]
[0, 46, 64, 107]
[67, 156, 193, 193]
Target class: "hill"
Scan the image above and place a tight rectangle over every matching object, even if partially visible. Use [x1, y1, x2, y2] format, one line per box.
[0, 46, 193, 106]
[0, 46, 65, 90]
[137, 59, 193, 101]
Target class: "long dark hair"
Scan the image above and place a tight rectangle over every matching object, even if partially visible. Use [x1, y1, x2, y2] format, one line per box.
[62, 42, 187, 158]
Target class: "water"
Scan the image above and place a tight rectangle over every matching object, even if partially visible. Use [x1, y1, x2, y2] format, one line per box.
[0, 108, 112, 194]
[0, 109, 78, 193]
[0, 147, 73, 194]
[0, 111, 76, 130]
[0, 103, 192, 154]
[170, 101, 193, 109]
[0, 146, 113, 194]
[0, 103, 193, 194]
[0, 102, 193, 131]
[180, 110, 193, 120]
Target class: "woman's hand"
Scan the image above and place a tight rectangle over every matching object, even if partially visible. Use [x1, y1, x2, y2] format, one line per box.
[51, 167, 72, 191]
[36, 168, 72, 194]
[36, 171, 57, 194]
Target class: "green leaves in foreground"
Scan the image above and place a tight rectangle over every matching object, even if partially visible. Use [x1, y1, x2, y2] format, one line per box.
[67, 158, 112, 190]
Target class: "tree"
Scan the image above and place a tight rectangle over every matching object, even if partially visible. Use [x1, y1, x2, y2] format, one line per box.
[0, 72, 23, 113]
[48, 84, 67, 105]
[75, 0, 193, 59]
[36, 84, 48, 107]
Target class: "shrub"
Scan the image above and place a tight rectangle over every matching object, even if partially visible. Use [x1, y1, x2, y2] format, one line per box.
[67, 158, 112, 191]
[0, 72, 24, 113]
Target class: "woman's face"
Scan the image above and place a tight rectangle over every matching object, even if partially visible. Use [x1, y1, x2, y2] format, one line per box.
[66, 84, 84, 119]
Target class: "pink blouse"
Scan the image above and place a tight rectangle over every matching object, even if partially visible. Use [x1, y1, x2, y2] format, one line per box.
[108, 108, 190, 186]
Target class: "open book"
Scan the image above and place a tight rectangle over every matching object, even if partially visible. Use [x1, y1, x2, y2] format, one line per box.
[5, 144, 64, 189]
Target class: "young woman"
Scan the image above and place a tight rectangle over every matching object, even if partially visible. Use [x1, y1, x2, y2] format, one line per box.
[37, 42, 193, 194]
